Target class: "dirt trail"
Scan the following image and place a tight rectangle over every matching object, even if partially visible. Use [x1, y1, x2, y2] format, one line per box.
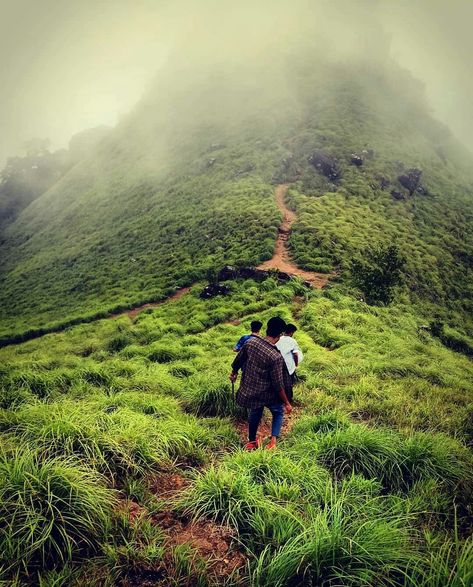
[257, 184, 332, 288]
[234, 404, 301, 446]
[109, 287, 191, 320]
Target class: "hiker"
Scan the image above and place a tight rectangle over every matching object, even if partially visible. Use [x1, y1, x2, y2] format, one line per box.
[276, 324, 303, 389]
[233, 320, 263, 352]
[230, 317, 292, 450]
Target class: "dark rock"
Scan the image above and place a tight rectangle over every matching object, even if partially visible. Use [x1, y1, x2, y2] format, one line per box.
[398, 168, 422, 196]
[308, 151, 341, 181]
[199, 283, 231, 299]
[350, 154, 364, 167]
[375, 174, 390, 190]
[391, 190, 406, 201]
[217, 265, 311, 287]
[416, 185, 428, 195]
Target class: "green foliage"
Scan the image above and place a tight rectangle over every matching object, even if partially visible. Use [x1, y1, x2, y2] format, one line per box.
[0, 447, 116, 576]
[0, 277, 472, 584]
[351, 244, 406, 305]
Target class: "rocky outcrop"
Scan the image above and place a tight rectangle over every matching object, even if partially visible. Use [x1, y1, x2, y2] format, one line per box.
[199, 283, 231, 299]
[397, 168, 422, 196]
[391, 190, 406, 201]
[308, 151, 341, 181]
[350, 153, 363, 167]
[217, 265, 311, 288]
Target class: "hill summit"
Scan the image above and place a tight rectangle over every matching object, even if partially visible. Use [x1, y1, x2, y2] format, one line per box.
[1, 50, 473, 340]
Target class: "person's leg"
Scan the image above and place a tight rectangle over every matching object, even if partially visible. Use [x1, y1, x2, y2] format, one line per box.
[247, 406, 264, 445]
[266, 403, 285, 449]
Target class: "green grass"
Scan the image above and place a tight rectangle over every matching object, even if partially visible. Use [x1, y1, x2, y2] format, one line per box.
[0, 447, 116, 577]
[1, 58, 473, 342]
[0, 279, 472, 584]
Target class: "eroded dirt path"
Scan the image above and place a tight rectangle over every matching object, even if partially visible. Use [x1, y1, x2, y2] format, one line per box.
[234, 404, 301, 446]
[109, 287, 191, 320]
[257, 184, 332, 288]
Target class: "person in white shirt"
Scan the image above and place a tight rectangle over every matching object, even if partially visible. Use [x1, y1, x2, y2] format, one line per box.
[276, 324, 303, 395]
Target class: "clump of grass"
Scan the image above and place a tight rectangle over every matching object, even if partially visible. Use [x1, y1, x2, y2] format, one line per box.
[224, 449, 331, 504]
[101, 509, 165, 582]
[182, 373, 246, 419]
[94, 392, 180, 419]
[291, 410, 351, 435]
[252, 492, 417, 587]
[0, 447, 116, 578]
[399, 432, 472, 491]
[177, 467, 262, 527]
[3, 400, 234, 479]
[289, 423, 473, 495]
[410, 532, 473, 587]
[169, 362, 196, 378]
[147, 343, 182, 363]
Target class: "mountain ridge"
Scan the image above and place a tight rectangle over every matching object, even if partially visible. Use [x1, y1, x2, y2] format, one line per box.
[1, 58, 472, 338]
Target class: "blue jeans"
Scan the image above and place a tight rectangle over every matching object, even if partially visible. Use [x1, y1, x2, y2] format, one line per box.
[248, 403, 285, 441]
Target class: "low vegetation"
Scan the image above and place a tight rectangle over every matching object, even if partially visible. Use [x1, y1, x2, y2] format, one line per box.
[0, 279, 471, 585]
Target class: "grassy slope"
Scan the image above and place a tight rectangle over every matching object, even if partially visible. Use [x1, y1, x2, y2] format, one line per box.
[0, 280, 471, 585]
[1, 61, 473, 341]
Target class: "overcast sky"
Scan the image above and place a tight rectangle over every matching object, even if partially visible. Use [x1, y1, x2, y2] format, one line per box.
[0, 0, 472, 167]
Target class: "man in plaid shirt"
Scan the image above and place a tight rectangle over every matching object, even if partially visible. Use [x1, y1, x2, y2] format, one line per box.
[230, 316, 293, 450]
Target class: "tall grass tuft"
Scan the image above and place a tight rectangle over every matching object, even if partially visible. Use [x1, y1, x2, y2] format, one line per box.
[252, 491, 417, 586]
[0, 447, 116, 577]
[182, 373, 246, 419]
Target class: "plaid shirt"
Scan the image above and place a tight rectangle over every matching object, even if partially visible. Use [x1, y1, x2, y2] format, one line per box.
[231, 336, 292, 408]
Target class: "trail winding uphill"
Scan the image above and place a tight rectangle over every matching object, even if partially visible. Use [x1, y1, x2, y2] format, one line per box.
[257, 184, 332, 288]
[0, 185, 333, 347]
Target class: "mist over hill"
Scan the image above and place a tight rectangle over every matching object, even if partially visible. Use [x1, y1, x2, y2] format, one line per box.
[1, 3, 473, 585]
[0, 2, 472, 341]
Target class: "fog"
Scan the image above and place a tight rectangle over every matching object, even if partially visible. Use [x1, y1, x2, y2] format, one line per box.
[1, 0, 472, 167]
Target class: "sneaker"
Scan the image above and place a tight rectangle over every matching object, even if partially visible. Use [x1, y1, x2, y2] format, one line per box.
[244, 439, 261, 451]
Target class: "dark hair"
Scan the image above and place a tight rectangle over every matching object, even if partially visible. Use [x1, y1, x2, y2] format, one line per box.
[285, 324, 297, 334]
[251, 320, 263, 333]
[266, 316, 287, 337]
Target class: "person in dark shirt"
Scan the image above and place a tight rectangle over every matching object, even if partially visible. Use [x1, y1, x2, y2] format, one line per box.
[230, 317, 292, 450]
[233, 320, 263, 352]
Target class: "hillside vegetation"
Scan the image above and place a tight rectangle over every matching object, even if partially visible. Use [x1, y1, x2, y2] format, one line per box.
[0, 280, 472, 585]
[1, 45, 472, 586]
[1, 59, 473, 341]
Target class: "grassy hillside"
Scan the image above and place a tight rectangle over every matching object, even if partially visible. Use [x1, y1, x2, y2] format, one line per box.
[0, 280, 471, 585]
[1, 60, 473, 341]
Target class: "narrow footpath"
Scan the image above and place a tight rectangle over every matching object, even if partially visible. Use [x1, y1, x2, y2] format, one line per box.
[257, 184, 332, 288]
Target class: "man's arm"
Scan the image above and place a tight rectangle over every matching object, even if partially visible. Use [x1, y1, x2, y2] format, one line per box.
[230, 344, 247, 381]
[278, 387, 292, 412]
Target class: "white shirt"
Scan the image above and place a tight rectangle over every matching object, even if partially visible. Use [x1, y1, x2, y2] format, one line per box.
[276, 335, 303, 375]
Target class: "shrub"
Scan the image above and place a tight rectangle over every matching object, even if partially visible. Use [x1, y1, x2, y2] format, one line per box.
[351, 244, 406, 305]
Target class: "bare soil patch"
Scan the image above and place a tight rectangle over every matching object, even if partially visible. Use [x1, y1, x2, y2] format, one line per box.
[234, 404, 301, 445]
[109, 287, 191, 321]
[257, 184, 334, 288]
[149, 471, 247, 581]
